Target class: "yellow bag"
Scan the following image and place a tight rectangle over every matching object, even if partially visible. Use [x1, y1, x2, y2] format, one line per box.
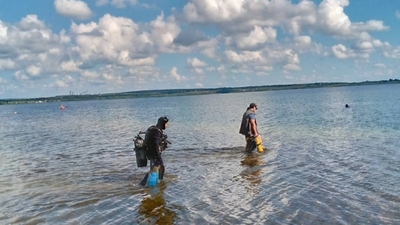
[254, 136, 264, 153]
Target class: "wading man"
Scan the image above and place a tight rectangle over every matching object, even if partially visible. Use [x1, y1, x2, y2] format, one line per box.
[239, 103, 264, 153]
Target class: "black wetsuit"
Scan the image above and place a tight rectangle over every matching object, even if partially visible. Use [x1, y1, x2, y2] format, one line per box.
[140, 126, 165, 185]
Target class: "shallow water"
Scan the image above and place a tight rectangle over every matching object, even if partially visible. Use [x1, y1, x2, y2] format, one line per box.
[1, 84, 400, 224]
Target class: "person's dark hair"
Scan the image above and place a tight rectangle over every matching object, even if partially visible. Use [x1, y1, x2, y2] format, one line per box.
[157, 116, 169, 130]
[247, 103, 257, 110]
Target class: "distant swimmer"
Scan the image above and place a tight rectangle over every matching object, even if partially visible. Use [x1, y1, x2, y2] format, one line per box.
[345, 104, 350, 108]
[59, 105, 67, 110]
[14, 111, 17, 114]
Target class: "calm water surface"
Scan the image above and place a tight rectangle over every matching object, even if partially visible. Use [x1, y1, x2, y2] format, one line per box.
[1, 84, 400, 224]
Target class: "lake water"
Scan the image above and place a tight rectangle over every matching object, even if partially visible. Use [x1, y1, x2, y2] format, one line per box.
[1, 84, 399, 225]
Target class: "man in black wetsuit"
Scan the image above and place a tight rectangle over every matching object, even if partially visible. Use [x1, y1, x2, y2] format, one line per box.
[140, 116, 169, 186]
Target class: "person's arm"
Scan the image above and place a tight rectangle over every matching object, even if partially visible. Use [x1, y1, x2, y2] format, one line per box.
[250, 119, 259, 137]
[153, 130, 164, 158]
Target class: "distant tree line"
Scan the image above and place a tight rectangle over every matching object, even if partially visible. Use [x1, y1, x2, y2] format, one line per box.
[1, 79, 399, 105]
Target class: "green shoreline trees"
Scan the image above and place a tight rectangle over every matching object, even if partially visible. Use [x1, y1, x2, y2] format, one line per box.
[1, 79, 399, 105]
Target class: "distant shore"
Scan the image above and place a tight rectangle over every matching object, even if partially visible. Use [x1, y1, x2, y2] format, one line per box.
[1, 79, 399, 105]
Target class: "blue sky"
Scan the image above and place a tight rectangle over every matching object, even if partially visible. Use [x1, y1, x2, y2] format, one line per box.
[1, 0, 399, 99]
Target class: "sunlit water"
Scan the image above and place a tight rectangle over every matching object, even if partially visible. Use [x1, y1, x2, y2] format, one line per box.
[1, 84, 400, 225]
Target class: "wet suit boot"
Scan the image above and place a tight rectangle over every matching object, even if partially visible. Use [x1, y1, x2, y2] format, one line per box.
[158, 165, 165, 181]
[139, 173, 149, 186]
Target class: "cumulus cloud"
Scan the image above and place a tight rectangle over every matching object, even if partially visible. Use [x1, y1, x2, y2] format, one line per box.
[233, 26, 277, 50]
[182, 0, 388, 46]
[170, 67, 186, 82]
[150, 13, 181, 52]
[187, 57, 207, 68]
[54, 0, 93, 20]
[383, 47, 400, 59]
[54, 80, 68, 88]
[182, 0, 243, 23]
[173, 28, 208, 46]
[0, 59, 15, 70]
[374, 63, 385, 69]
[224, 50, 263, 63]
[331, 44, 357, 59]
[0, 15, 69, 81]
[283, 63, 301, 71]
[332, 44, 349, 59]
[193, 68, 204, 75]
[180, 0, 395, 75]
[13, 71, 30, 82]
[26, 65, 42, 77]
[186, 57, 207, 75]
[294, 36, 312, 48]
[70, 14, 156, 66]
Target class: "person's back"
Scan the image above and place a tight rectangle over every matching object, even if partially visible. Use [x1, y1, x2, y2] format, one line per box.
[144, 126, 163, 159]
[239, 108, 255, 136]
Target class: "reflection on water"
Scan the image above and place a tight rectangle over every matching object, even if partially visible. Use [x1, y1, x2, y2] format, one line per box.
[240, 153, 265, 195]
[137, 183, 179, 225]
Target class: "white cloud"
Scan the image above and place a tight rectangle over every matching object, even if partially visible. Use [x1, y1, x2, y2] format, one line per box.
[54, 0, 93, 20]
[170, 67, 186, 82]
[283, 63, 301, 71]
[374, 63, 385, 69]
[396, 10, 400, 19]
[383, 47, 400, 59]
[179, 0, 393, 76]
[150, 13, 181, 53]
[0, 59, 15, 70]
[193, 68, 204, 75]
[26, 65, 42, 77]
[54, 80, 68, 88]
[332, 44, 350, 59]
[224, 50, 263, 63]
[284, 50, 300, 64]
[234, 26, 276, 50]
[59, 61, 81, 72]
[13, 71, 30, 82]
[70, 14, 158, 66]
[0, 15, 68, 79]
[294, 36, 312, 47]
[81, 70, 99, 79]
[187, 57, 207, 68]
[182, 0, 243, 23]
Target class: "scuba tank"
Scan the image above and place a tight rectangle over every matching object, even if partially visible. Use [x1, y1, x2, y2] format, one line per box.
[133, 131, 147, 167]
